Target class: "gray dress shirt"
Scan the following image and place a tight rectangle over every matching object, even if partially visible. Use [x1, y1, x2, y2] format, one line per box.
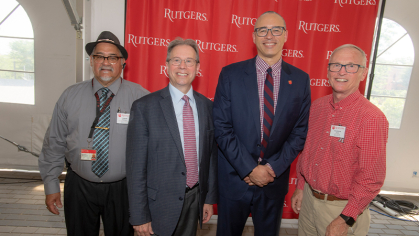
[38, 78, 149, 195]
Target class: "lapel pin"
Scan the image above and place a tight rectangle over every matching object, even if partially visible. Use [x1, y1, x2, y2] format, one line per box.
[288, 80, 292, 85]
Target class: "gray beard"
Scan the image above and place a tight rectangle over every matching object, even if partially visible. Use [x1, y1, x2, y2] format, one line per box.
[100, 76, 112, 82]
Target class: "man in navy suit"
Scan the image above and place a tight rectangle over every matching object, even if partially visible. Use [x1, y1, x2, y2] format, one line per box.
[213, 11, 311, 236]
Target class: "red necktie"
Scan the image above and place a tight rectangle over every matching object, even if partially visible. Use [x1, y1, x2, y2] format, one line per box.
[182, 95, 199, 188]
[260, 68, 275, 159]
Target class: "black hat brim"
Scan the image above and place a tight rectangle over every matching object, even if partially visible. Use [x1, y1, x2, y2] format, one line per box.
[85, 41, 128, 60]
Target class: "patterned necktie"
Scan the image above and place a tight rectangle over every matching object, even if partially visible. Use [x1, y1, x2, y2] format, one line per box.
[260, 68, 275, 159]
[182, 95, 199, 188]
[92, 87, 111, 177]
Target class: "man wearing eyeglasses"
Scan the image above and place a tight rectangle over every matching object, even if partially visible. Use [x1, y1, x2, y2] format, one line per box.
[213, 11, 311, 236]
[126, 38, 217, 236]
[38, 31, 149, 236]
[291, 44, 389, 236]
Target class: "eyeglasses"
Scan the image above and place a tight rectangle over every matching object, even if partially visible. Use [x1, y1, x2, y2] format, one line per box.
[328, 63, 365, 73]
[92, 55, 123, 64]
[167, 57, 198, 67]
[254, 26, 286, 37]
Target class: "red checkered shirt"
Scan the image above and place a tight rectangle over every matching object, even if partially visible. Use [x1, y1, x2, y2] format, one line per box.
[296, 91, 389, 220]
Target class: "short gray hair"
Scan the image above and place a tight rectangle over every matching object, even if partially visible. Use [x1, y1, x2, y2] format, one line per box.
[255, 11, 287, 30]
[330, 44, 367, 67]
[166, 37, 200, 63]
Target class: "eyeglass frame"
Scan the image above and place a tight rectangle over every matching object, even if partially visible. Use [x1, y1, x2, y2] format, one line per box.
[92, 55, 123, 64]
[254, 26, 286, 37]
[167, 57, 199, 67]
[328, 63, 365, 74]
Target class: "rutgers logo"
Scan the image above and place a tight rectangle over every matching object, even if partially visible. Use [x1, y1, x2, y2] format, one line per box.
[310, 79, 330, 87]
[282, 49, 304, 58]
[299, 21, 340, 34]
[231, 14, 257, 28]
[164, 8, 208, 22]
[160, 66, 203, 78]
[127, 34, 170, 48]
[334, 0, 376, 7]
[195, 39, 238, 53]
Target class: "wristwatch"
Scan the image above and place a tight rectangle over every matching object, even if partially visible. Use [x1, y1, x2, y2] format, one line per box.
[339, 214, 355, 227]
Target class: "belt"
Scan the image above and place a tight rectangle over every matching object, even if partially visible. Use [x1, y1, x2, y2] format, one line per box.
[185, 183, 199, 193]
[310, 186, 345, 201]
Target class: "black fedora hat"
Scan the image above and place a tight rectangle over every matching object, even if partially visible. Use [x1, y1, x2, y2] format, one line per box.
[85, 31, 128, 59]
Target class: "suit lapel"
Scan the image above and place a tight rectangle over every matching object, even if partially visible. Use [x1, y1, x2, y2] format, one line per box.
[194, 92, 205, 165]
[159, 86, 185, 163]
[271, 61, 293, 134]
[244, 57, 262, 140]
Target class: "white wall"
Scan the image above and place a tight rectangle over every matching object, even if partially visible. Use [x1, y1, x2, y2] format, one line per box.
[381, 0, 419, 192]
[0, 0, 76, 169]
[85, 0, 125, 81]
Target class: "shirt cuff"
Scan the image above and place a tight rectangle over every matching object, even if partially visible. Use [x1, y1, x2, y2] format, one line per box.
[296, 178, 305, 190]
[44, 179, 61, 195]
[341, 205, 361, 220]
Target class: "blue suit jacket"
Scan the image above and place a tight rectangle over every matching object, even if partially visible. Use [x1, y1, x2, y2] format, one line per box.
[213, 57, 311, 200]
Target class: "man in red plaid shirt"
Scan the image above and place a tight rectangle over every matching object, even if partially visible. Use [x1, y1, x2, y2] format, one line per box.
[292, 44, 389, 236]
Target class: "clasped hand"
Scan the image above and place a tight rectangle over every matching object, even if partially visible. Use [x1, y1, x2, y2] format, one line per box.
[244, 165, 275, 187]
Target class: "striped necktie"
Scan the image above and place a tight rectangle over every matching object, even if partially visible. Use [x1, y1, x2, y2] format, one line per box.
[260, 68, 275, 159]
[92, 87, 111, 177]
[182, 95, 199, 188]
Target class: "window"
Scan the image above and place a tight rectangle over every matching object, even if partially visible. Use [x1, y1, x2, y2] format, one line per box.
[0, 0, 34, 105]
[369, 18, 414, 129]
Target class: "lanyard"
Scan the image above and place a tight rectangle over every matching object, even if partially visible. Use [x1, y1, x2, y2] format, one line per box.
[88, 90, 115, 141]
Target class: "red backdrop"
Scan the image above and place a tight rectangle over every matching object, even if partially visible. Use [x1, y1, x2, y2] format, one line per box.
[124, 0, 380, 219]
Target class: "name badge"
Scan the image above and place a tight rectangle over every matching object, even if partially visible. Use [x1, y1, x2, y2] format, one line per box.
[81, 149, 96, 161]
[330, 125, 346, 139]
[117, 113, 130, 124]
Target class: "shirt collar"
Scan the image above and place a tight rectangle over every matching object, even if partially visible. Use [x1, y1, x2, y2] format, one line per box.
[256, 55, 282, 75]
[329, 90, 362, 109]
[92, 77, 122, 95]
[168, 83, 195, 104]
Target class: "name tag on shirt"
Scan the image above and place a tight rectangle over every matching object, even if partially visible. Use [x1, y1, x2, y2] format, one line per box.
[330, 125, 346, 139]
[117, 113, 130, 124]
[81, 149, 96, 161]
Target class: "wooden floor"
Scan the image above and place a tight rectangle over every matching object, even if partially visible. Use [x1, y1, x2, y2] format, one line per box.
[0, 170, 418, 236]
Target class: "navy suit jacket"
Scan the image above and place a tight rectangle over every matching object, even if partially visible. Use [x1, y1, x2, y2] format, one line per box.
[126, 86, 218, 236]
[213, 57, 311, 200]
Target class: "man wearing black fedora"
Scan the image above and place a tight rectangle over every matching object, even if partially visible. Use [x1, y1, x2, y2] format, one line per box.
[38, 31, 149, 235]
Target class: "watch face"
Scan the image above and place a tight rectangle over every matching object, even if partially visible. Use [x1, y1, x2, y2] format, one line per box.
[340, 214, 355, 226]
[347, 217, 355, 226]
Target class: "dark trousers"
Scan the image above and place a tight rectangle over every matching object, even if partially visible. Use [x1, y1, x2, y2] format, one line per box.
[172, 186, 200, 236]
[216, 186, 285, 236]
[64, 168, 134, 236]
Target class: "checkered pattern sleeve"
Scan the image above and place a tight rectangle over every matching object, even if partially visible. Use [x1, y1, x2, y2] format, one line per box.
[342, 112, 389, 219]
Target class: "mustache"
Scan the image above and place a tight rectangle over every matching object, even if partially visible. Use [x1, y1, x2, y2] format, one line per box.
[99, 66, 114, 72]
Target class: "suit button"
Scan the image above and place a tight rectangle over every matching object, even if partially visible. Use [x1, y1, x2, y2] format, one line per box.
[257, 144, 261, 147]
[181, 172, 185, 176]
[179, 197, 183, 201]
